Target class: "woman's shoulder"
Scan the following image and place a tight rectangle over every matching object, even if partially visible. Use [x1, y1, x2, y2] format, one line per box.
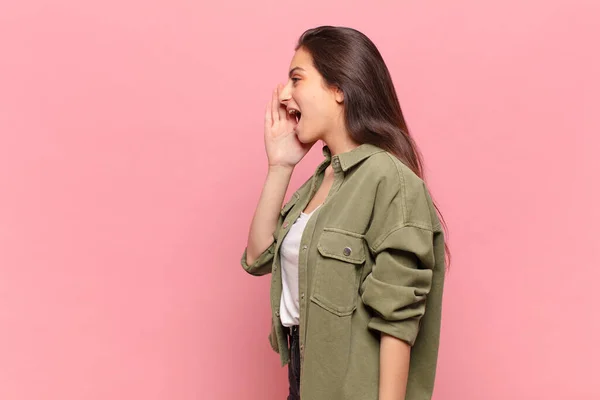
[360, 148, 426, 192]
[360, 149, 440, 231]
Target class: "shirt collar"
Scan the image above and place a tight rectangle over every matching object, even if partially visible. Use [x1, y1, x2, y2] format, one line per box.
[322, 143, 385, 172]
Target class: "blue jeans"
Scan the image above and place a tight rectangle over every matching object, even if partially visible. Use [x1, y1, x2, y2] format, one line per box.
[287, 325, 301, 400]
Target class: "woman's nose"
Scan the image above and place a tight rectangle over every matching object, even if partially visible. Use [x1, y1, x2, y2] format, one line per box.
[278, 82, 292, 104]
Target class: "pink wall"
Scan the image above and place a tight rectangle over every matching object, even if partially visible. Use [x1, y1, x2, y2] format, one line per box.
[0, 0, 598, 399]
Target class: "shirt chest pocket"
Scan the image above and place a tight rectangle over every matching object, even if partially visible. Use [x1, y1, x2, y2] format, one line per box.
[311, 228, 367, 317]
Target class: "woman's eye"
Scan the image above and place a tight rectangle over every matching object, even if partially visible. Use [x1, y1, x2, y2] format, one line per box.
[291, 77, 300, 84]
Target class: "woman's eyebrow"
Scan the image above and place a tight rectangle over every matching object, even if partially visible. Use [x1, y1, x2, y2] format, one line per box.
[288, 67, 306, 78]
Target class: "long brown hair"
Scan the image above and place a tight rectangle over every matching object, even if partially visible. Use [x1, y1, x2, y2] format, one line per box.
[296, 26, 451, 267]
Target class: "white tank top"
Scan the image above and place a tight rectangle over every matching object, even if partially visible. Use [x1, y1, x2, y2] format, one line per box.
[279, 205, 321, 327]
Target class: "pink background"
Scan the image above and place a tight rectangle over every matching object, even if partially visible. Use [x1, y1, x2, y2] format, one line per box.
[1, 0, 598, 399]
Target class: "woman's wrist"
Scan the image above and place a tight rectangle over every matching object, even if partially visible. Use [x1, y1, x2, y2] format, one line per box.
[267, 164, 295, 175]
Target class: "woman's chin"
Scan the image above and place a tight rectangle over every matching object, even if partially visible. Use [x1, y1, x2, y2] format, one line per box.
[294, 121, 305, 141]
[295, 123, 319, 144]
[295, 128, 307, 143]
[297, 131, 320, 145]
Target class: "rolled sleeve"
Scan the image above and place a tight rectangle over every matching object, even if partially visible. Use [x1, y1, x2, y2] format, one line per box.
[361, 225, 435, 346]
[240, 237, 276, 276]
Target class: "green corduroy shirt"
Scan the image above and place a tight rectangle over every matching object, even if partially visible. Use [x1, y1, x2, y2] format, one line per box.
[241, 143, 446, 400]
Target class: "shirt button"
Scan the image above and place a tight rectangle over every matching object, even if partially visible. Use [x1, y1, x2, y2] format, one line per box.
[283, 222, 289, 229]
[343, 247, 352, 256]
[301, 292, 305, 299]
[302, 245, 308, 250]
[300, 344, 304, 351]
[275, 311, 279, 317]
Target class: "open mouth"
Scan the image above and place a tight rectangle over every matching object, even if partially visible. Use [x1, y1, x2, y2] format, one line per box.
[288, 108, 302, 124]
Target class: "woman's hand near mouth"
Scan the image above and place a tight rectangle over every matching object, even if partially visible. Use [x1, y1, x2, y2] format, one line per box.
[264, 84, 314, 169]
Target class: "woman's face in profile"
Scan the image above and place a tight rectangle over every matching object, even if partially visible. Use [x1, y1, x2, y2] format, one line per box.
[279, 47, 345, 144]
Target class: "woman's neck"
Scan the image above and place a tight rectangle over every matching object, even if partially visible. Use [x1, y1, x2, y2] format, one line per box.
[323, 135, 361, 157]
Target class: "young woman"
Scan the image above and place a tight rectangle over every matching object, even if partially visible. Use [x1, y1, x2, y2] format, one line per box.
[241, 26, 449, 400]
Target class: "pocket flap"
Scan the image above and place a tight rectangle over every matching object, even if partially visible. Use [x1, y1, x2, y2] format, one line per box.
[317, 229, 366, 264]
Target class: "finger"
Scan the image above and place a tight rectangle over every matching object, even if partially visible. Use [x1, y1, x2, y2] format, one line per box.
[265, 99, 272, 126]
[271, 88, 279, 123]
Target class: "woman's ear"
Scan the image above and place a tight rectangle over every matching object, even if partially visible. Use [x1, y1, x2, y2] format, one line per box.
[334, 86, 344, 104]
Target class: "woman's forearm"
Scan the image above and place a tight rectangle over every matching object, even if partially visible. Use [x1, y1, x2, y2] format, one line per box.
[378, 333, 411, 400]
[245, 165, 294, 265]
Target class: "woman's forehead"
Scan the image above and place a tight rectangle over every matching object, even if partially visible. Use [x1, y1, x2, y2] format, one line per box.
[288, 48, 313, 72]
